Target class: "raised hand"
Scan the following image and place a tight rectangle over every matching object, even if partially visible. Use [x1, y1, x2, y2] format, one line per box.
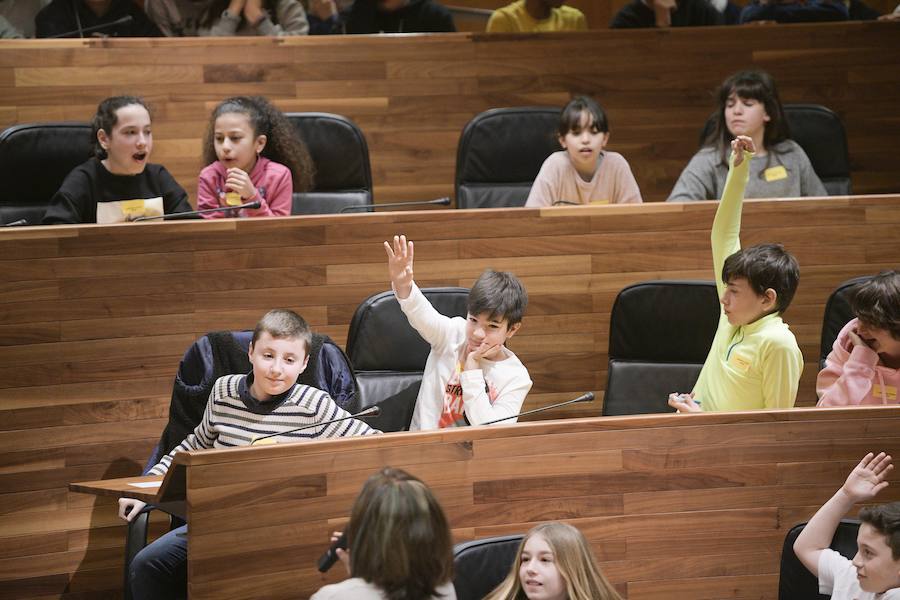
[731, 135, 756, 167]
[384, 234, 414, 299]
[841, 452, 892, 503]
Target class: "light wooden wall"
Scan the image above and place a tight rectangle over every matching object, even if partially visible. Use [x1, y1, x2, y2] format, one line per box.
[1, 197, 898, 598]
[1, 22, 900, 205]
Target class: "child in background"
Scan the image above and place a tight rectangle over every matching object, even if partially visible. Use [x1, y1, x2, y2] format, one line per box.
[118, 309, 378, 600]
[145, 0, 310, 35]
[817, 271, 900, 406]
[198, 96, 314, 219]
[525, 96, 642, 207]
[669, 135, 803, 413]
[42, 96, 192, 224]
[793, 452, 900, 600]
[485, 522, 622, 600]
[384, 235, 532, 430]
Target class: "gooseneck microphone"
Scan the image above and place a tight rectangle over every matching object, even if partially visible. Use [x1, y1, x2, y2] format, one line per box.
[480, 392, 595, 426]
[338, 197, 451, 213]
[48, 14, 134, 38]
[132, 200, 262, 222]
[249, 405, 381, 446]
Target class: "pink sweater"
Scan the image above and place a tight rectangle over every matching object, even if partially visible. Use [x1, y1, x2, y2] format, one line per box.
[197, 156, 293, 218]
[525, 150, 642, 207]
[817, 319, 900, 406]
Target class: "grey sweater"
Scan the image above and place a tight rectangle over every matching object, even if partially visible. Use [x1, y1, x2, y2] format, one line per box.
[667, 139, 828, 202]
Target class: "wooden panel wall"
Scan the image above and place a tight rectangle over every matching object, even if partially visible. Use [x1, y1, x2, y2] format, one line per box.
[1, 22, 900, 205]
[1, 197, 898, 598]
[176, 407, 900, 599]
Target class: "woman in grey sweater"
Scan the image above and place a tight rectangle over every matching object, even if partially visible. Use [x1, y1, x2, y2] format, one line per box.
[668, 70, 827, 202]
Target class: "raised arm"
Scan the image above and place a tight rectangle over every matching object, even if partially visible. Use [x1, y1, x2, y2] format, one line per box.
[710, 136, 753, 296]
[384, 234, 415, 299]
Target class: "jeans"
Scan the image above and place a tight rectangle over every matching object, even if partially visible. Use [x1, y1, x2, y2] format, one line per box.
[130, 524, 188, 600]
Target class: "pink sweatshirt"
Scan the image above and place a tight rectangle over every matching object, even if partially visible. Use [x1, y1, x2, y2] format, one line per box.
[197, 156, 293, 218]
[817, 318, 900, 406]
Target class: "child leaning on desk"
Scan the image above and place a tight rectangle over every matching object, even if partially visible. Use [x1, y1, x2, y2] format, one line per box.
[384, 235, 532, 430]
[117, 309, 378, 600]
[668, 135, 804, 413]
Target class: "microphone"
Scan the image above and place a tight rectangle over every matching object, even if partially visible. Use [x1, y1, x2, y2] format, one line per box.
[339, 197, 451, 213]
[132, 200, 262, 222]
[48, 15, 134, 38]
[480, 392, 595, 426]
[249, 405, 381, 446]
[317, 532, 348, 573]
[2, 219, 28, 227]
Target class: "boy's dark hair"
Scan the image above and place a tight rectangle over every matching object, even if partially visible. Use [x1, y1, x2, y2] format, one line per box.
[468, 269, 528, 326]
[722, 243, 799, 314]
[92, 96, 150, 160]
[202, 96, 315, 193]
[859, 501, 900, 560]
[251, 309, 312, 351]
[558, 95, 609, 138]
[852, 271, 900, 340]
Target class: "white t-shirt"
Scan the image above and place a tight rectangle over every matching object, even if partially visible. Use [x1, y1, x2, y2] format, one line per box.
[818, 548, 900, 600]
[311, 577, 457, 600]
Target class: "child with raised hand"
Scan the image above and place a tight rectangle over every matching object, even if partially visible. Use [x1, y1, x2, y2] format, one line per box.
[485, 522, 622, 600]
[793, 452, 900, 600]
[118, 309, 378, 600]
[818, 271, 900, 406]
[668, 135, 803, 413]
[525, 95, 642, 207]
[42, 96, 192, 225]
[384, 235, 532, 430]
[198, 96, 314, 219]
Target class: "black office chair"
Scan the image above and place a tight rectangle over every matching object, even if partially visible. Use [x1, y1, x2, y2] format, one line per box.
[453, 534, 524, 600]
[819, 276, 872, 370]
[603, 280, 720, 416]
[285, 112, 373, 214]
[455, 107, 561, 209]
[778, 519, 860, 600]
[700, 104, 851, 196]
[345, 287, 469, 432]
[0, 122, 93, 225]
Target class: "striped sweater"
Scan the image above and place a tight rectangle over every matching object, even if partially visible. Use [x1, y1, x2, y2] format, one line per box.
[148, 373, 378, 475]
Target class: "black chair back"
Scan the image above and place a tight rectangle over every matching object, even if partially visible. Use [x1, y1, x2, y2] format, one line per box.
[778, 519, 860, 600]
[455, 107, 561, 209]
[820, 275, 871, 370]
[285, 112, 373, 214]
[453, 534, 524, 600]
[603, 280, 720, 415]
[0, 122, 93, 225]
[346, 287, 469, 431]
[699, 103, 850, 196]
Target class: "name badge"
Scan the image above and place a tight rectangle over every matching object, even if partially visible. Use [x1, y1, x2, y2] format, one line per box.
[589, 199, 609, 205]
[764, 166, 788, 182]
[224, 191, 242, 206]
[120, 199, 146, 218]
[729, 352, 752, 373]
[872, 384, 898, 402]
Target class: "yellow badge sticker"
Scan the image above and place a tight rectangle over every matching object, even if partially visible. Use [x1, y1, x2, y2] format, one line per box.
[873, 384, 898, 402]
[764, 166, 788, 182]
[224, 191, 242, 206]
[729, 352, 752, 373]
[120, 199, 146, 218]
[589, 199, 609, 205]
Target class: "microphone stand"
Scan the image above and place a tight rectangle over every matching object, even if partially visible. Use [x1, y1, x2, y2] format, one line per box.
[132, 200, 262, 222]
[249, 405, 381, 445]
[480, 392, 595, 426]
[339, 197, 451, 213]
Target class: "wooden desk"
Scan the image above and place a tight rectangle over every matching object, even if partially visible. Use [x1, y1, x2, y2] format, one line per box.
[71, 406, 900, 599]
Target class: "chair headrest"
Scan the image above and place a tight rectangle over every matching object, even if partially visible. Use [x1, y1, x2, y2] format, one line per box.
[285, 113, 372, 192]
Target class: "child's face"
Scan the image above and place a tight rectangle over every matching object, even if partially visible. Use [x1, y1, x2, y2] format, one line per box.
[98, 104, 152, 176]
[720, 277, 775, 326]
[465, 312, 520, 360]
[725, 93, 770, 141]
[559, 111, 609, 179]
[856, 320, 900, 361]
[214, 112, 267, 174]
[851, 522, 900, 593]
[247, 332, 309, 401]
[519, 534, 567, 600]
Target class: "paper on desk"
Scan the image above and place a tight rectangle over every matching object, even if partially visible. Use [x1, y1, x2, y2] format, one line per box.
[129, 481, 162, 488]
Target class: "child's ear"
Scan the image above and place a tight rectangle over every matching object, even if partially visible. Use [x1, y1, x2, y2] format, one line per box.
[97, 129, 110, 151]
[505, 322, 522, 340]
[763, 288, 777, 310]
[254, 134, 267, 154]
[299, 352, 310, 374]
[600, 131, 610, 147]
[558, 134, 566, 150]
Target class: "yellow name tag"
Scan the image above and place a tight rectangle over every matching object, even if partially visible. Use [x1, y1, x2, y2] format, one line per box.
[873, 384, 898, 402]
[120, 199, 146, 217]
[729, 352, 752, 373]
[764, 166, 788, 182]
[589, 199, 609, 205]
[224, 191, 242, 206]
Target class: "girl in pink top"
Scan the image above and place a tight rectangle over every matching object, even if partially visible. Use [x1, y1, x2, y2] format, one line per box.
[198, 96, 314, 218]
[817, 271, 900, 406]
[525, 96, 642, 207]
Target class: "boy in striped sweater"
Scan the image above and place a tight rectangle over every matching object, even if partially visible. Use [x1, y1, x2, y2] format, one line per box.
[118, 309, 378, 600]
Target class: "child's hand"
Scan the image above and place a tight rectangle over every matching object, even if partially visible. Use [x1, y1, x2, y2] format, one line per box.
[310, 0, 338, 19]
[841, 452, 892, 503]
[384, 235, 414, 300]
[731, 135, 756, 167]
[243, 0, 265, 24]
[117, 498, 147, 522]
[464, 342, 502, 371]
[848, 329, 873, 351]
[668, 392, 701, 413]
[330, 531, 350, 575]
[225, 168, 258, 202]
